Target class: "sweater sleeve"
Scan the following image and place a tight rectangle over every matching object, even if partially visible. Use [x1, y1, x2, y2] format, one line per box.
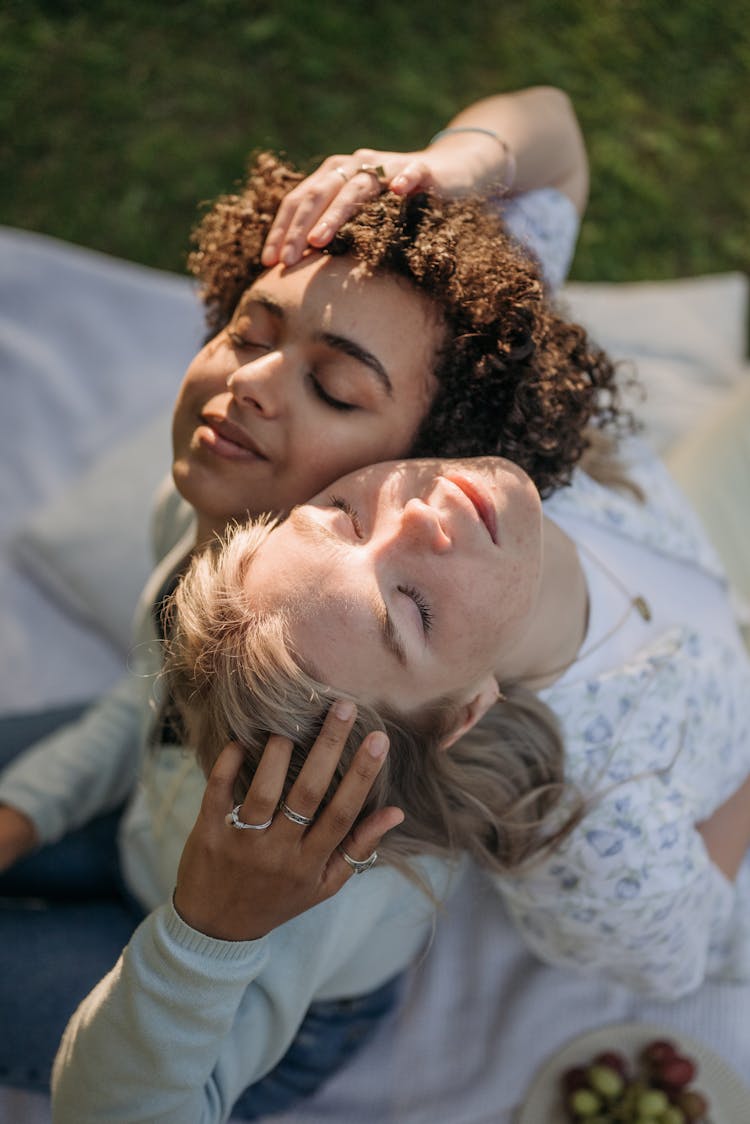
[0, 670, 144, 844]
[51, 862, 448, 1124]
[497, 773, 737, 1000]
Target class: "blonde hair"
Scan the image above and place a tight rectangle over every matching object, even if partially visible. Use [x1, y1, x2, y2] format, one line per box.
[163, 519, 586, 880]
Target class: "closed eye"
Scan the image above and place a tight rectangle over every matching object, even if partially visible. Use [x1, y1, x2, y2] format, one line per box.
[227, 330, 270, 352]
[329, 494, 363, 538]
[309, 372, 357, 412]
[398, 584, 433, 634]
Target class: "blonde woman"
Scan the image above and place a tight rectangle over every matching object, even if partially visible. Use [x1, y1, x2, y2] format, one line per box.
[52, 436, 750, 1121]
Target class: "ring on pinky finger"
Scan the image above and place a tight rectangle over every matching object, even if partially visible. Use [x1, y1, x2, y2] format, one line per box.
[339, 846, 378, 874]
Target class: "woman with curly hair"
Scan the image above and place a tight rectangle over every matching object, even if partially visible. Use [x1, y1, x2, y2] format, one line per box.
[0, 86, 624, 1116]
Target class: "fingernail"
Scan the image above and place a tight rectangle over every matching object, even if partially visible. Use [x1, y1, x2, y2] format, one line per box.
[367, 732, 389, 759]
[392, 175, 407, 189]
[310, 222, 329, 243]
[261, 247, 275, 266]
[334, 699, 355, 721]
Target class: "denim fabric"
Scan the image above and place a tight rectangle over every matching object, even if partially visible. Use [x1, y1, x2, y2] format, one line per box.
[230, 974, 403, 1120]
[0, 703, 141, 1093]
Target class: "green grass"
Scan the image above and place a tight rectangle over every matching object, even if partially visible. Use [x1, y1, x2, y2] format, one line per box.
[2, 0, 748, 282]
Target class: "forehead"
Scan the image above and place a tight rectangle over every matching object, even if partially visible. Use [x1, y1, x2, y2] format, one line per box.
[247, 514, 386, 680]
[243, 253, 443, 369]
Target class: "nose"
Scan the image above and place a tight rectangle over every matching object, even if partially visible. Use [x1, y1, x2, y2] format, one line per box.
[226, 352, 286, 418]
[398, 498, 452, 553]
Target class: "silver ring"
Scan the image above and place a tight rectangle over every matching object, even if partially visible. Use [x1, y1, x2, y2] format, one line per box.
[333, 166, 349, 183]
[356, 163, 386, 185]
[279, 800, 314, 827]
[225, 805, 274, 831]
[339, 847, 378, 874]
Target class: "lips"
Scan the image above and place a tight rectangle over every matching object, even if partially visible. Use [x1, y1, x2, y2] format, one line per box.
[198, 414, 268, 460]
[443, 472, 498, 544]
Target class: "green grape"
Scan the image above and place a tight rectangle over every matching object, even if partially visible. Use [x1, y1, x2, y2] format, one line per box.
[569, 1087, 603, 1116]
[636, 1089, 670, 1115]
[588, 1064, 625, 1099]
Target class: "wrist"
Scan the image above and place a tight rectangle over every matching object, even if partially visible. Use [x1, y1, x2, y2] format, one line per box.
[428, 126, 516, 189]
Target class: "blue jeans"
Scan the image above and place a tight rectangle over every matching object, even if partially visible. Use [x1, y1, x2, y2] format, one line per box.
[0, 702, 141, 1092]
[0, 705, 401, 1110]
[231, 975, 403, 1119]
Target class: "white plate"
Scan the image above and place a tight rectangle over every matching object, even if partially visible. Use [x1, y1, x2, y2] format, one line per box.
[516, 1021, 750, 1123]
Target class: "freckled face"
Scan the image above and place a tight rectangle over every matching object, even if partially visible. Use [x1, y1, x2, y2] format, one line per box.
[245, 457, 544, 715]
[171, 253, 442, 539]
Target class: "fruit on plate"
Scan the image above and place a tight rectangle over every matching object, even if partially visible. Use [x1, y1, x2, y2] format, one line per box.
[559, 1035, 712, 1122]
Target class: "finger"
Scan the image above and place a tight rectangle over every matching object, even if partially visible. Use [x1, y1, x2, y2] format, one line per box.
[323, 805, 404, 897]
[309, 729, 390, 852]
[278, 700, 358, 828]
[306, 170, 387, 249]
[200, 742, 246, 819]
[263, 158, 354, 266]
[389, 159, 433, 196]
[238, 733, 293, 825]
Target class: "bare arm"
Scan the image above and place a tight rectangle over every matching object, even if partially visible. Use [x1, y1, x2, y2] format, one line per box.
[262, 85, 588, 266]
[433, 85, 589, 213]
[696, 770, 750, 881]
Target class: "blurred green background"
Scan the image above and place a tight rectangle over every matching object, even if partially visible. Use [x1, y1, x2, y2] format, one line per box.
[2, 0, 748, 282]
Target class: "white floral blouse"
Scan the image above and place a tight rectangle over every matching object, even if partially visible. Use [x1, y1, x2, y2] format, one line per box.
[498, 442, 750, 999]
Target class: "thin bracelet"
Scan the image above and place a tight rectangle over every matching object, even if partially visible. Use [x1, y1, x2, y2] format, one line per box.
[428, 126, 516, 188]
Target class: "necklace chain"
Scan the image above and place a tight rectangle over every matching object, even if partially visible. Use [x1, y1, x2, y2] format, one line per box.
[531, 540, 652, 686]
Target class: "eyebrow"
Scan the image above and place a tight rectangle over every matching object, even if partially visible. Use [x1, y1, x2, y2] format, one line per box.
[289, 509, 407, 667]
[245, 292, 393, 397]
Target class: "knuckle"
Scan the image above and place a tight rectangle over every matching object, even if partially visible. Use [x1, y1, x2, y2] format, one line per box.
[292, 779, 319, 809]
[328, 805, 355, 837]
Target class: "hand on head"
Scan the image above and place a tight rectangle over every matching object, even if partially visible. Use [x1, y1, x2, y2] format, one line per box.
[173, 702, 402, 942]
[260, 148, 437, 268]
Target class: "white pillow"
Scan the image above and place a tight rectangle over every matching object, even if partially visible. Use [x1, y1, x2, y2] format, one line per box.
[560, 272, 748, 451]
[11, 411, 173, 652]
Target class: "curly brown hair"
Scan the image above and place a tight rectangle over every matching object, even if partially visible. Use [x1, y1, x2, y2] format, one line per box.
[188, 153, 633, 496]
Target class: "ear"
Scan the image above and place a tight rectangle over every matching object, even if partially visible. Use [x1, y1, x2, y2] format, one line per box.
[440, 676, 500, 750]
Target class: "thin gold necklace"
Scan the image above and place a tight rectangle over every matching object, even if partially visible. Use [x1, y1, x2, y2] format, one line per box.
[532, 540, 652, 685]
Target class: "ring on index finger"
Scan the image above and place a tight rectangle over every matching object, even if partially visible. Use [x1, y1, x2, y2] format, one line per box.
[333, 166, 350, 183]
[225, 805, 274, 831]
[356, 163, 387, 187]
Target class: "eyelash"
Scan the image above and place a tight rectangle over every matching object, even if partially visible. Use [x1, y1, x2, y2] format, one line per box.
[329, 494, 363, 537]
[309, 372, 356, 412]
[227, 330, 266, 351]
[398, 584, 434, 634]
[329, 496, 433, 636]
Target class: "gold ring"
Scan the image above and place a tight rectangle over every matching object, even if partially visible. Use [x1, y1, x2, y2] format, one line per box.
[333, 166, 349, 183]
[357, 163, 387, 185]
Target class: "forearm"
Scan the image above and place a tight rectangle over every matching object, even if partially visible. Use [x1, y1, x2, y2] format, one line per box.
[52, 902, 271, 1124]
[696, 770, 750, 882]
[434, 86, 589, 212]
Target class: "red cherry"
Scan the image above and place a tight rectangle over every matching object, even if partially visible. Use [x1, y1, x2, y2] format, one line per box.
[658, 1055, 697, 1089]
[593, 1050, 629, 1078]
[641, 1038, 678, 1067]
